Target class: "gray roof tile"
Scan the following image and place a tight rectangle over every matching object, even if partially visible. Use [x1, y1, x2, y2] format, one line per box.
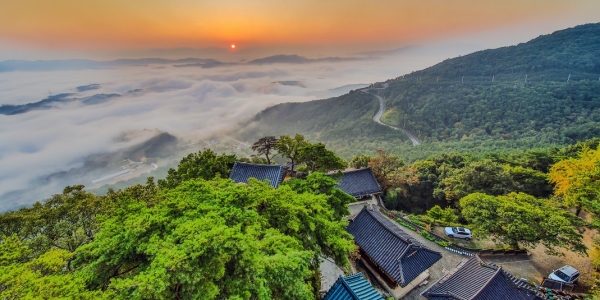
[422, 256, 545, 300]
[346, 207, 442, 287]
[229, 162, 285, 188]
[335, 168, 382, 197]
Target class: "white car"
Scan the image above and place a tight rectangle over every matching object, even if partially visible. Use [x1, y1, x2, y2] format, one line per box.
[444, 227, 472, 240]
[549, 265, 580, 284]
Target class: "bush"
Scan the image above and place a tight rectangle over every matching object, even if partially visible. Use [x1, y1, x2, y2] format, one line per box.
[397, 219, 416, 231]
[417, 215, 434, 225]
[420, 230, 436, 241]
[435, 240, 450, 247]
[408, 215, 427, 227]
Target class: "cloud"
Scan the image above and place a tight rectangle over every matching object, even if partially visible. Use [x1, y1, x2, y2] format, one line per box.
[0, 48, 463, 210]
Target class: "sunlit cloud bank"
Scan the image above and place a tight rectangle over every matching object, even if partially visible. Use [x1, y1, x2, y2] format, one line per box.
[0, 47, 478, 210]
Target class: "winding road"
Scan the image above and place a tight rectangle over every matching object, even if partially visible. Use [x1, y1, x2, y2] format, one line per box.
[362, 88, 421, 146]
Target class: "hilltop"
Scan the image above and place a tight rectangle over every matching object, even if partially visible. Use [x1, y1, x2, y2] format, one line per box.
[234, 23, 600, 161]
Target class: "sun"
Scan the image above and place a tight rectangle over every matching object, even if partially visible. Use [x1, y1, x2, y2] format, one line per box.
[231, 44, 236, 49]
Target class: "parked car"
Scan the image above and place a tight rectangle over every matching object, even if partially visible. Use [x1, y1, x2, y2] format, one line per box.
[444, 227, 472, 240]
[549, 265, 580, 284]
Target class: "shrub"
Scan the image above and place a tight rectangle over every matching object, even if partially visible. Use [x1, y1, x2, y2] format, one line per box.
[435, 240, 450, 247]
[408, 215, 427, 227]
[397, 219, 416, 231]
[420, 230, 436, 241]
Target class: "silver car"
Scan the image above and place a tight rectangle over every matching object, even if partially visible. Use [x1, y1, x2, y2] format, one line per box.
[444, 227, 472, 240]
[549, 265, 579, 283]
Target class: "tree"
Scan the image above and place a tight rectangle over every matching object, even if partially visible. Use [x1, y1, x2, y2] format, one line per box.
[0, 235, 103, 299]
[460, 192, 586, 255]
[75, 177, 355, 299]
[282, 172, 355, 220]
[426, 205, 444, 223]
[252, 136, 279, 164]
[299, 143, 347, 173]
[157, 149, 236, 189]
[349, 154, 372, 169]
[505, 165, 552, 198]
[443, 159, 514, 203]
[550, 147, 600, 218]
[275, 134, 309, 171]
[0, 185, 106, 257]
[426, 205, 457, 224]
[368, 149, 404, 191]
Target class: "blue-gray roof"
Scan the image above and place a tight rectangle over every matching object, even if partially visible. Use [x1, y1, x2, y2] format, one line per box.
[323, 273, 383, 300]
[229, 162, 285, 188]
[421, 256, 545, 300]
[335, 168, 382, 197]
[346, 207, 442, 287]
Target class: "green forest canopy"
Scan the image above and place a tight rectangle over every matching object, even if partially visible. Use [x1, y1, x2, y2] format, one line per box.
[235, 23, 600, 161]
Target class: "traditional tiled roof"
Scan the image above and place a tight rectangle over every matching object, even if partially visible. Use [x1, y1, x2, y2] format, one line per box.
[229, 162, 285, 188]
[335, 168, 382, 197]
[323, 273, 384, 300]
[346, 206, 442, 287]
[421, 256, 545, 300]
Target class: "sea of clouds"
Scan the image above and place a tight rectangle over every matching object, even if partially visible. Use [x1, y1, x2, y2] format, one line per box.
[0, 47, 475, 210]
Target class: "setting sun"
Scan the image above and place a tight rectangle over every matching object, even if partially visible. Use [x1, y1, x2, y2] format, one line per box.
[231, 44, 236, 49]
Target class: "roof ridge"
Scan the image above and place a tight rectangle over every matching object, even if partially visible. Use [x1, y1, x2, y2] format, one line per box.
[435, 258, 471, 286]
[395, 244, 412, 285]
[362, 207, 413, 245]
[469, 267, 503, 300]
[342, 167, 373, 174]
[499, 269, 545, 298]
[234, 161, 284, 168]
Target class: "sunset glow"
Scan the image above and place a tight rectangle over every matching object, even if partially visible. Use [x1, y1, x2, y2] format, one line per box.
[0, 0, 598, 58]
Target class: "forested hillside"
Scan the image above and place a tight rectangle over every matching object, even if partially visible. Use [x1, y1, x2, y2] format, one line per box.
[236, 23, 600, 161]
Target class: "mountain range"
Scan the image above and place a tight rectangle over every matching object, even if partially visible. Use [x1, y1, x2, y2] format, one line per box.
[232, 23, 600, 161]
[0, 54, 365, 72]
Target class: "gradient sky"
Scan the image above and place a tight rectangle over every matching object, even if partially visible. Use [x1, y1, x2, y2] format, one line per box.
[1, 0, 599, 59]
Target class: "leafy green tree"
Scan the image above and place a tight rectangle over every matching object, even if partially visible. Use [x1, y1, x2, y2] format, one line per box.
[282, 172, 355, 220]
[505, 165, 552, 198]
[0, 235, 103, 299]
[349, 154, 372, 169]
[443, 159, 515, 203]
[157, 149, 236, 189]
[239, 155, 268, 164]
[0, 185, 105, 257]
[252, 136, 279, 164]
[426, 205, 444, 223]
[275, 134, 309, 171]
[299, 143, 347, 172]
[426, 205, 457, 224]
[460, 192, 586, 255]
[76, 177, 354, 299]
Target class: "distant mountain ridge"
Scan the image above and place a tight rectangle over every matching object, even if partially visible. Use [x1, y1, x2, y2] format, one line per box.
[0, 58, 220, 72]
[233, 23, 600, 160]
[0, 54, 366, 72]
[247, 54, 363, 65]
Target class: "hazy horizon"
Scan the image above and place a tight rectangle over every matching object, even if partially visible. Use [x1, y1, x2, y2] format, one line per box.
[1, 0, 600, 209]
[1, 1, 599, 61]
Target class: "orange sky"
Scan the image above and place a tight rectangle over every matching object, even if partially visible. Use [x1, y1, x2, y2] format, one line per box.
[1, 0, 599, 57]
